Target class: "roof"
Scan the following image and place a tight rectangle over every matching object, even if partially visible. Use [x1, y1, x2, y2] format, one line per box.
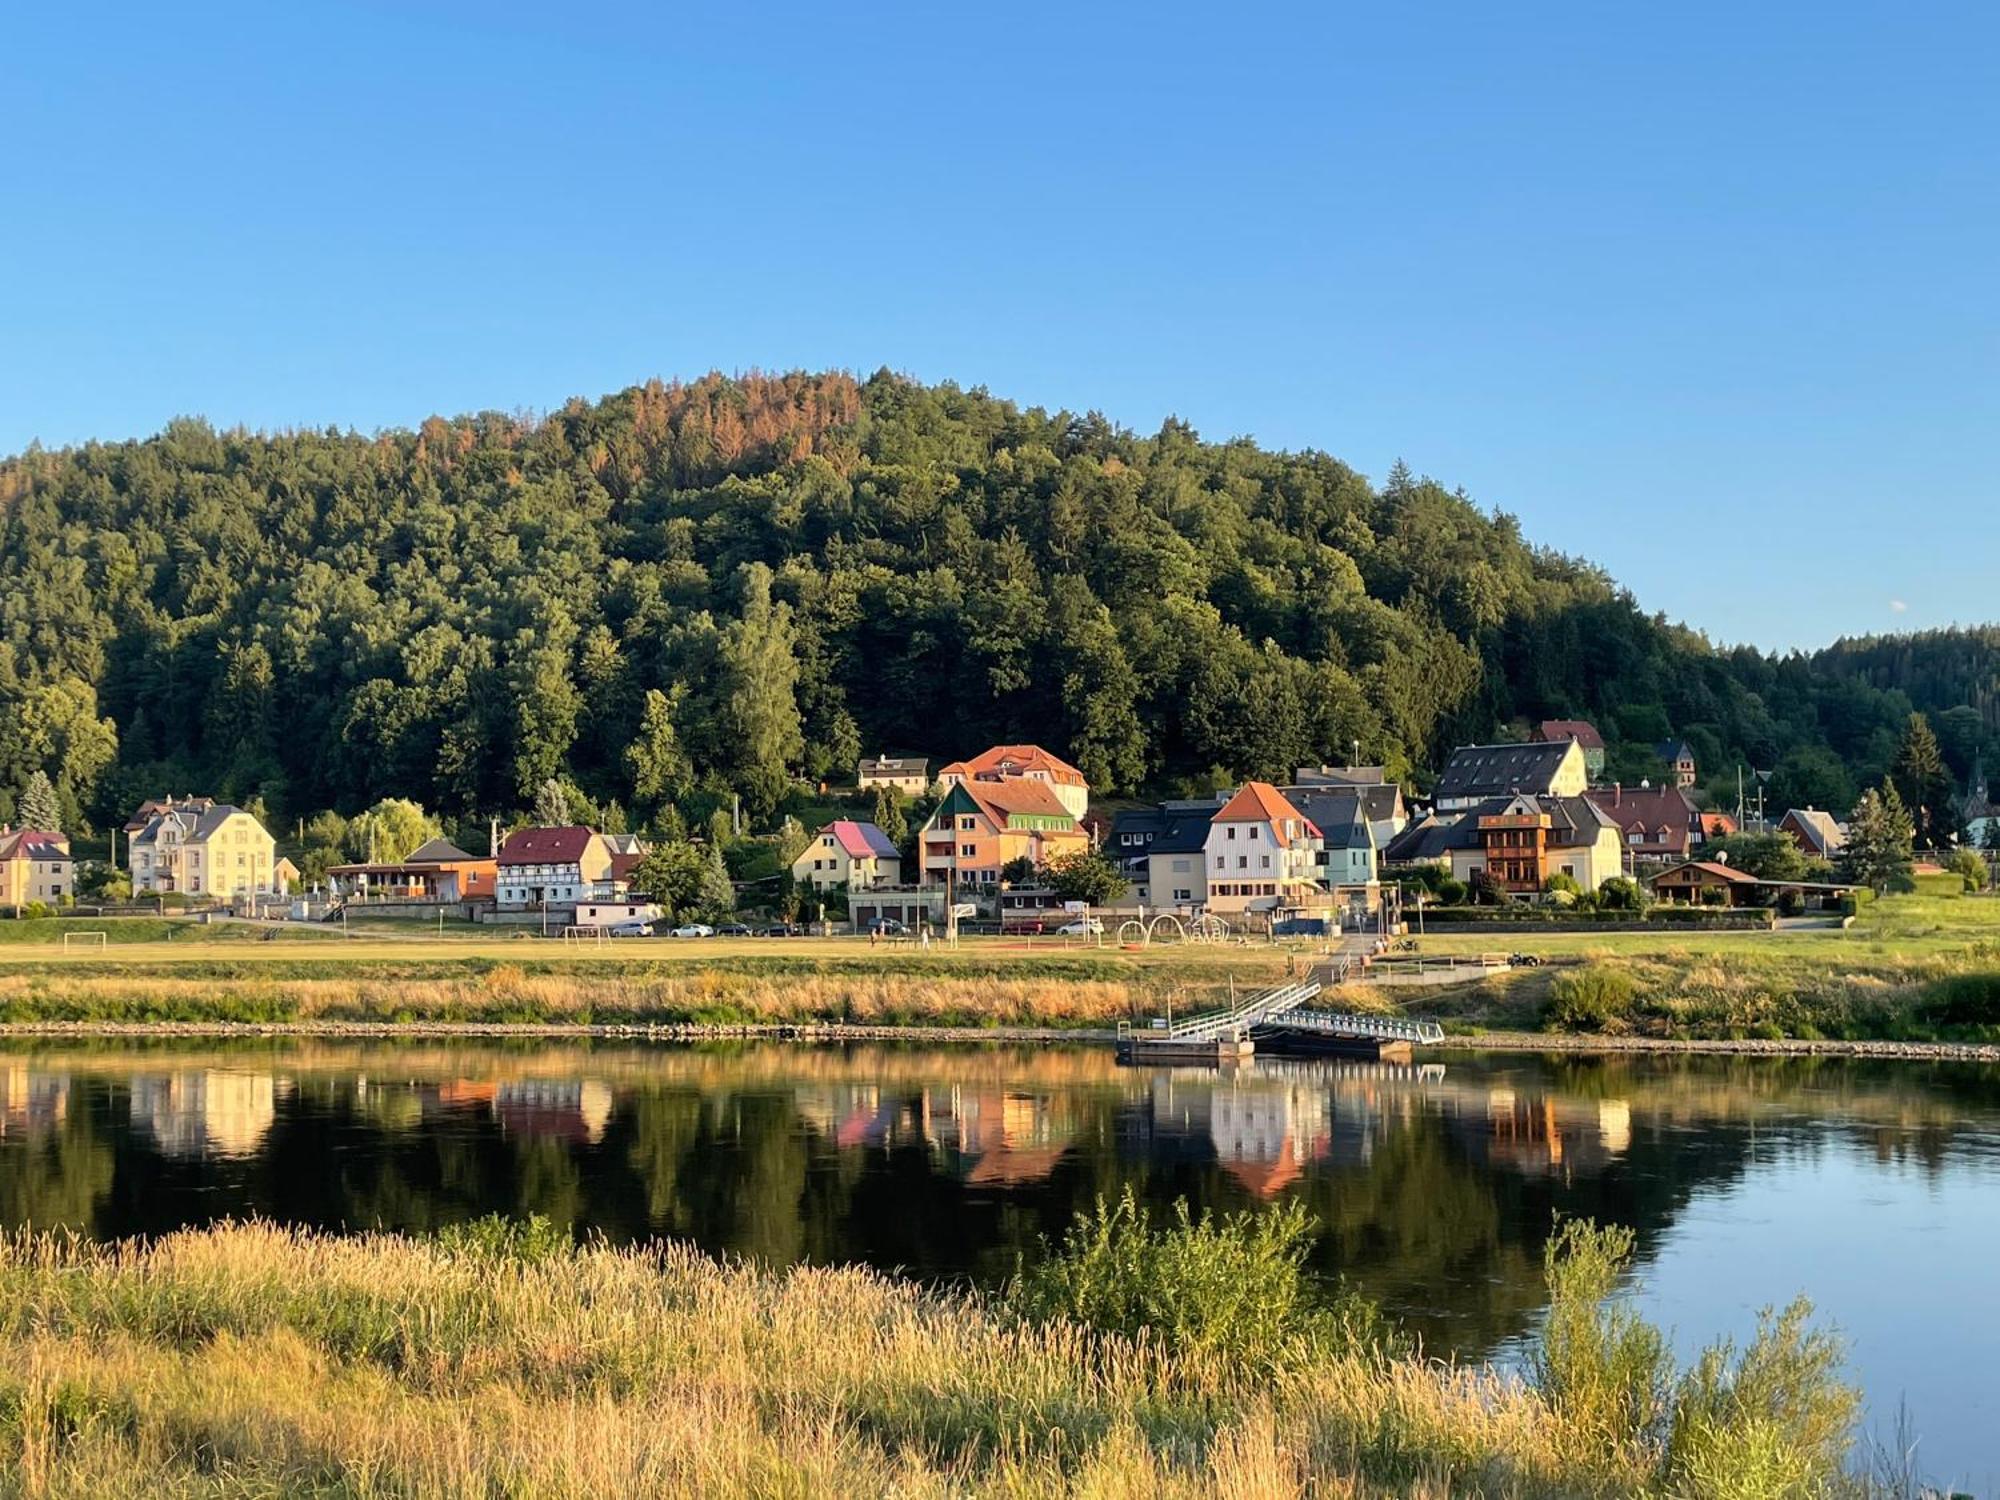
[1213, 781, 1311, 828]
[1648, 860, 1759, 886]
[1656, 739, 1696, 763]
[1780, 808, 1846, 855]
[939, 744, 1087, 788]
[961, 778, 1074, 823]
[1109, 806, 1172, 844]
[1536, 720, 1605, 750]
[1382, 813, 1460, 864]
[497, 826, 600, 866]
[824, 819, 899, 860]
[404, 836, 481, 865]
[1583, 785, 1698, 841]
[123, 795, 215, 833]
[1697, 812, 1738, 837]
[1286, 791, 1375, 850]
[1149, 811, 1218, 855]
[608, 850, 646, 882]
[1292, 765, 1387, 787]
[1433, 742, 1579, 802]
[0, 830, 69, 861]
[859, 754, 928, 776]
[1437, 796, 1619, 851]
[1286, 781, 1401, 827]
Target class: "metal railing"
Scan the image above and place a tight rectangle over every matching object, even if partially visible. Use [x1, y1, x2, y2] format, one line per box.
[1256, 1007, 1445, 1044]
[1137, 978, 1324, 1043]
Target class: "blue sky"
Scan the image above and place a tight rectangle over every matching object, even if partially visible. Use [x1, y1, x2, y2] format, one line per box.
[3, 1, 1993, 650]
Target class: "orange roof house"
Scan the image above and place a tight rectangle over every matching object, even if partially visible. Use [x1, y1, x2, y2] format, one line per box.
[1202, 781, 1324, 915]
[937, 744, 1090, 817]
[918, 777, 1087, 889]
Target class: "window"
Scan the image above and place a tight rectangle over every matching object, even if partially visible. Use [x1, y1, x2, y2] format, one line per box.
[960, 844, 976, 858]
[1237, 855, 1247, 869]
[1259, 854, 1270, 869]
[1247, 827, 1259, 841]
[1171, 858, 1190, 873]
[1174, 888, 1191, 901]
[1628, 830, 1641, 844]
[959, 816, 977, 832]
[1213, 855, 1223, 870]
[1227, 827, 1237, 841]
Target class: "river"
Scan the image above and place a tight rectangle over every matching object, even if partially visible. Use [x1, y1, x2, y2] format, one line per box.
[0, 1037, 1992, 1489]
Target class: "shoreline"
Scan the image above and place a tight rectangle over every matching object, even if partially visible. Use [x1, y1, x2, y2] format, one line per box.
[1, 1017, 1997, 1061]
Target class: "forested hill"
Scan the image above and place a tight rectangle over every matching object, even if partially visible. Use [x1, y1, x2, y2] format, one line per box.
[0, 369, 1994, 834]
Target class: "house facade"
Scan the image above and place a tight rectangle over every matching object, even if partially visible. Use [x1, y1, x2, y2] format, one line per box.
[129, 799, 280, 898]
[1534, 720, 1607, 778]
[1648, 860, 1762, 906]
[325, 836, 497, 902]
[918, 780, 1087, 888]
[857, 754, 930, 796]
[1143, 809, 1220, 912]
[1287, 790, 1380, 897]
[1437, 795, 1625, 893]
[792, 819, 901, 891]
[936, 744, 1090, 818]
[1202, 782, 1322, 915]
[1432, 741, 1588, 813]
[495, 826, 617, 910]
[0, 828, 71, 906]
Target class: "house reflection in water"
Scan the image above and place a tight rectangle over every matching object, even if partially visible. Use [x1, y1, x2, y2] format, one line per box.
[0, 1063, 68, 1140]
[128, 1071, 282, 1159]
[795, 1082, 1077, 1186]
[1443, 1084, 1634, 1178]
[426, 1078, 614, 1144]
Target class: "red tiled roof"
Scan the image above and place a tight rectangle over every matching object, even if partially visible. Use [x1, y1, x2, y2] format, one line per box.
[497, 826, 599, 866]
[1214, 781, 1310, 828]
[0, 830, 69, 861]
[1537, 720, 1605, 750]
[964, 779, 1073, 823]
[940, 744, 1087, 787]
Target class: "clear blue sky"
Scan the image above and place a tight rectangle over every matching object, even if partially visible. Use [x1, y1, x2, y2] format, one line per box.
[4, 1, 1993, 650]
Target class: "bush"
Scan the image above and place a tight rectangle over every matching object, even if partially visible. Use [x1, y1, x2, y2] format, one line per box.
[1776, 888, 1804, 917]
[1433, 877, 1468, 905]
[21, 901, 51, 919]
[1596, 876, 1647, 912]
[435, 1212, 574, 1263]
[1914, 973, 2000, 1029]
[1469, 869, 1514, 906]
[1543, 871, 1580, 896]
[1008, 1189, 1391, 1378]
[1532, 1220, 1669, 1453]
[1946, 847, 1990, 893]
[1543, 967, 1638, 1032]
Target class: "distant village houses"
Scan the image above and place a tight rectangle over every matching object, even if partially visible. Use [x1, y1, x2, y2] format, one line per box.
[857, 754, 930, 797]
[792, 819, 901, 892]
[127, 797, 283, 899]
[0, 827, 71, 906]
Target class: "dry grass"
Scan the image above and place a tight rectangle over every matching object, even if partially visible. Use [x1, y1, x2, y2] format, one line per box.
[0, 1220, 1702, 1498]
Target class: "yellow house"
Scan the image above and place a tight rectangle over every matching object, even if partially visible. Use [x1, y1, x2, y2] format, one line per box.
[0, 828, 72, 906]
[791, 819, 902, 891]
[128, 799, 280, 899]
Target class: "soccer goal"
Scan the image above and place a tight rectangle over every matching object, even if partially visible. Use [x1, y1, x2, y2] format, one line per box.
[560, 925, 606, 947]
[61, 931, 108, 953]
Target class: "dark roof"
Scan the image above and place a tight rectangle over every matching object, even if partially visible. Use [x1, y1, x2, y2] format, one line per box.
[498, 826, 600, 866]
[1109, 807, 1172, 844]
[1536, 719, 1605, 750]
[1287, 782, 1401, 827]
[1381, 813, 1458, 863]
[1292, 765, 1387, 787]
[1779, 808, 1846, 855]
[860, 755, 928, 776]
[404, 836, 482, 865]
[1656, 739, 1696, 763]
[1148, 810, 1218, 856]
[1433, 742, 1579, 802]
[1286, 791, 1375, 850]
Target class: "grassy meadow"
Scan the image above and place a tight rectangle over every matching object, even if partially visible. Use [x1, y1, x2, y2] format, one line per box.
[0, 1206, 1890, 1500]
[0, 896, 1994, 1043]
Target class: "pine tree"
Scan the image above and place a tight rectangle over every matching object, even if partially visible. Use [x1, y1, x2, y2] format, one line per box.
[871, 785, 907, 845]
[16, 771, 60, 833]
[1842, 784, 1914, 892]
[1890, 712, 1958, 851]
[696, 842, 736, 921]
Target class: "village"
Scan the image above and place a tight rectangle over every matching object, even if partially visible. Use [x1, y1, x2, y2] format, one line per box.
[7, 718, 1990, 940]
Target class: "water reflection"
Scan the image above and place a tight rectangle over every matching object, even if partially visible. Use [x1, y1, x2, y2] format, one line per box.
[0, 1038, 1996, 1480]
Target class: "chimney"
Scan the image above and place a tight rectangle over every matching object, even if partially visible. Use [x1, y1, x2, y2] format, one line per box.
[1613, 783, 1621, 806]
[490, 818, 499, 858]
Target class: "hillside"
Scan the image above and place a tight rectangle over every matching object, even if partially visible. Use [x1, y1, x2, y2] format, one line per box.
[0, 369, 1993, 833]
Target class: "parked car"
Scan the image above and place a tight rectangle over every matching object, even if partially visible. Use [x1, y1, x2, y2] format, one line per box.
[1057, 917, 1104, 936]
[760, 922, 805, 937]
[868, 918, 908, 936]
[714, 923, 753, 937]
[608, 920, 654, 937]
[669, 923, 714, 938]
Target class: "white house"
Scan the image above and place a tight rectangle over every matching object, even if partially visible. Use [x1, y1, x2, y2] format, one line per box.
[1202, 782, 1322, 915]
[495, 826, 616, 911]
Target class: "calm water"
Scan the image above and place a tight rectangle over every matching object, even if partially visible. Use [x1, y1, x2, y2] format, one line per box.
[1, 1038, 1995, 1489]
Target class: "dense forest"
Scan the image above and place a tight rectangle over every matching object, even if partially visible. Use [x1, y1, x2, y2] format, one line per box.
[1, 369, 1995, 838]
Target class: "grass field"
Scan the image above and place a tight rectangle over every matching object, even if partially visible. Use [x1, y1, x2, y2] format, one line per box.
[0, 897, 1993, 1041]
[0, 1212, 1878, 1498]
